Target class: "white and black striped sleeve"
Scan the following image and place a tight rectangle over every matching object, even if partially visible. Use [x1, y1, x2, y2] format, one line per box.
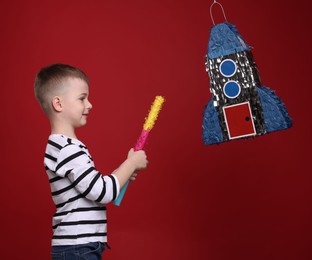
[55, 144, 120, 204]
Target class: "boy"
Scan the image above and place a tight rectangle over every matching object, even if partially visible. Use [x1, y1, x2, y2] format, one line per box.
[34, 63, 148, 259]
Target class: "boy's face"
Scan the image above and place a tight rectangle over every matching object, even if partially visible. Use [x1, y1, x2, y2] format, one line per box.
[60, 77, 92, 129]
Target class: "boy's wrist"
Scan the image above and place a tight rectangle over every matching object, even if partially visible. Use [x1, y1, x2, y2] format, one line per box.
[124, 157, 138, 172]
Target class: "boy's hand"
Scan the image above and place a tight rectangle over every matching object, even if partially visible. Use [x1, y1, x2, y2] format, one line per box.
[127, 148, 148, 171]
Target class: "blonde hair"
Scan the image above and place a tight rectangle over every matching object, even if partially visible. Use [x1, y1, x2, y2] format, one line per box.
[34, 64, 89, 115]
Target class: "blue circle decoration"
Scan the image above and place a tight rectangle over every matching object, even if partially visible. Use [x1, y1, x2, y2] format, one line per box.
[223, 81, 241, 98]
[219, 59, 237, 77]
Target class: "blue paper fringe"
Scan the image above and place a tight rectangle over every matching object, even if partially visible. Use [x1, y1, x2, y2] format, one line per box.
[208, 22, 250, 59]
[202, 99, 223, 145]
[256, 85, 293, 132]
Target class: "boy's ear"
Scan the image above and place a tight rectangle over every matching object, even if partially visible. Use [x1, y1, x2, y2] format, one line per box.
[52, 96, 62, 112]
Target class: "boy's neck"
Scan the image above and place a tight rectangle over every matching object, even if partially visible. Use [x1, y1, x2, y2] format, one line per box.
[51, 125, 77, 140]
[51, 131, 78, 140]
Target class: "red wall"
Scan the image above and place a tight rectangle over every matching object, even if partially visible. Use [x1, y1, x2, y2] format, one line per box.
[1, 0, 311, 259]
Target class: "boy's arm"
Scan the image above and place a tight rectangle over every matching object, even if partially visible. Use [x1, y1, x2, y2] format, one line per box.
[54, 145, 147, 204]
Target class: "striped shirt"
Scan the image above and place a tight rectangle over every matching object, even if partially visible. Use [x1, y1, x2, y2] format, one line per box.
[44, 134, 120, 246]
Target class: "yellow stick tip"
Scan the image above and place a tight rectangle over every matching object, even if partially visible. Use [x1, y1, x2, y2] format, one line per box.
[143, 96, 165, 130]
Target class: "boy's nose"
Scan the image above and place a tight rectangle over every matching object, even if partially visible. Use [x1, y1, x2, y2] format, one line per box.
[87, 100, 93, 110]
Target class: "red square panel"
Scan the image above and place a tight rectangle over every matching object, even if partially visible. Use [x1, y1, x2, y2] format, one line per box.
[223, 102, 256, 139]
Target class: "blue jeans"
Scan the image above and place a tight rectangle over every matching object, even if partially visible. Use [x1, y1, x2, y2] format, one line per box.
[51, 242, 106, 260]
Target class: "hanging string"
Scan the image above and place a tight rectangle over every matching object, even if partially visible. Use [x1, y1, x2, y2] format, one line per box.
[210, 0, 227, 25]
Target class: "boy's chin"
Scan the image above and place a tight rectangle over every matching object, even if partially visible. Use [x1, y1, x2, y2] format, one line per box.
[75, 120, 87, 128]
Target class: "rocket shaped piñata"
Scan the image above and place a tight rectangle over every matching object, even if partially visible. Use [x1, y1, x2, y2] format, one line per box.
[202, 22, 292, 144]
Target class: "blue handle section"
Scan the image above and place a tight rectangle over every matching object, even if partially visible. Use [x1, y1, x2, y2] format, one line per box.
[113, 180, 130, 206]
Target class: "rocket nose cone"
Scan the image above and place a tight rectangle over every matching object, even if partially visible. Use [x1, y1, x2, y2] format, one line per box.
[208, 22, 250, 59]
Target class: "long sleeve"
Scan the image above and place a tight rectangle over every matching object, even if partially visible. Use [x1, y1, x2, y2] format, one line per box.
[54, 144, 119, 204]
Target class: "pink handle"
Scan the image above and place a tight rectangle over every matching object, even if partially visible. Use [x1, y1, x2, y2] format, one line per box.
[134, 129, 150, 151]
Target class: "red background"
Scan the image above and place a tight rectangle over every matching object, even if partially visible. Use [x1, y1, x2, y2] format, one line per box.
[1, 0, 311, 259]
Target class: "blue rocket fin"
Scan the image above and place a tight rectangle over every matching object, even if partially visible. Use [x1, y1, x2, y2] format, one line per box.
[256, 86, 293, 133]
[202, 98, 223, 144]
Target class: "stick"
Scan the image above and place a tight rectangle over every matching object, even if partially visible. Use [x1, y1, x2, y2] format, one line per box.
[113, 96, 165, 206]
